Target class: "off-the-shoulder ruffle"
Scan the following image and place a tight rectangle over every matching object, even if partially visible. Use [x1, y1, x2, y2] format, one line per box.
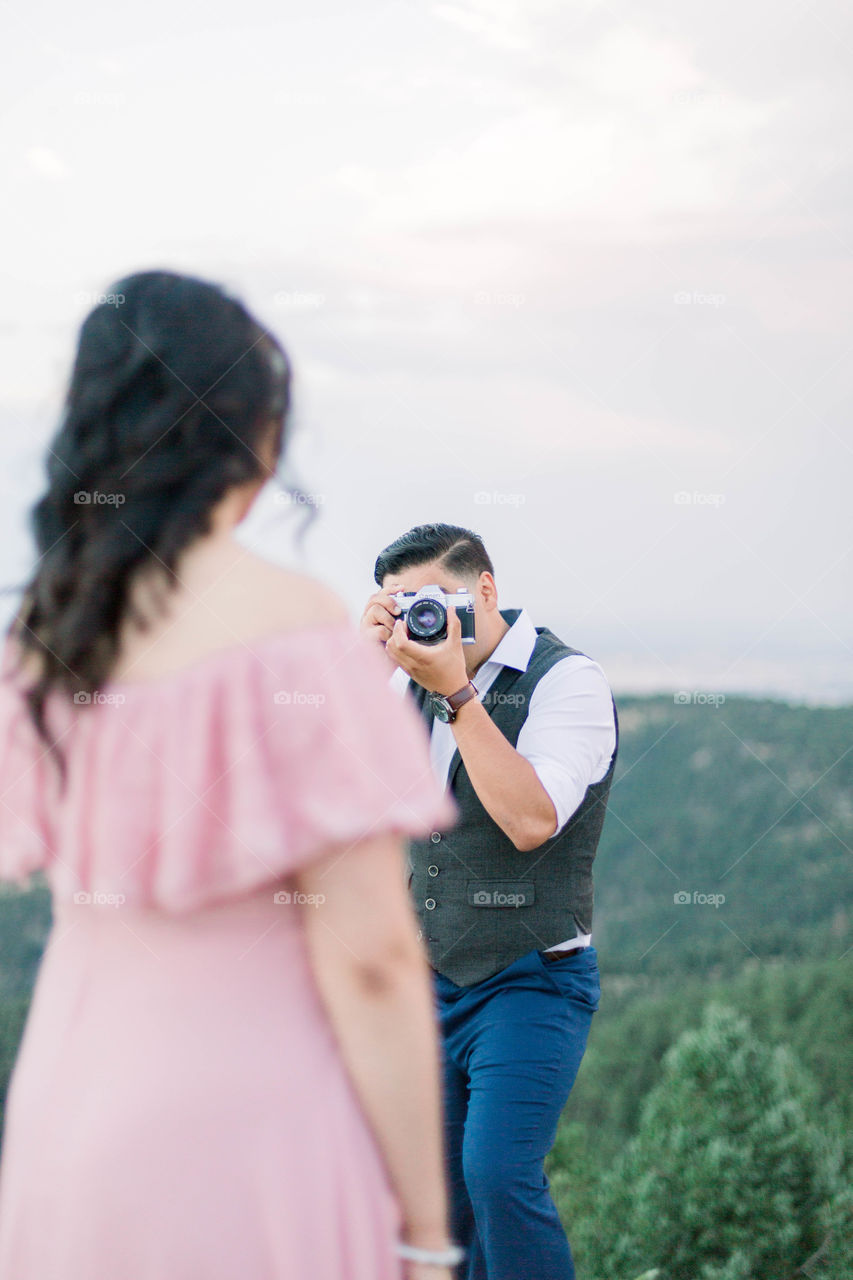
[0, 625, 457, 911]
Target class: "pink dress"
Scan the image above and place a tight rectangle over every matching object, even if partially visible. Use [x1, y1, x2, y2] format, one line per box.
[0, 622, 457, 1279]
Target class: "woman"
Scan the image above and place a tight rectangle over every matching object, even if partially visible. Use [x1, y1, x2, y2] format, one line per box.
[0, 271, 463, 1279]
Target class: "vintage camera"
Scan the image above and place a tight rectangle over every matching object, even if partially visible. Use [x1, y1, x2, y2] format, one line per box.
[391, 584, 476, 645]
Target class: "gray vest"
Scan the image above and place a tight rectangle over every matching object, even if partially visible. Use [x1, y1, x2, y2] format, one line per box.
[406, 609, 619, 986]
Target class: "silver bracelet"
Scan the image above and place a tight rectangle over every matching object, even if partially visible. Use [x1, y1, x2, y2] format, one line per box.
[396, 1239, 466, 1266]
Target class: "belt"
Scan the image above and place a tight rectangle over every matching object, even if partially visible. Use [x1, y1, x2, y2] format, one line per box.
[541, 946, 585, 963]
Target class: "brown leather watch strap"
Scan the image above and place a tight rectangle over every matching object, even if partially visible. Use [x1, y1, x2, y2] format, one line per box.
[446, 680, 478, 712]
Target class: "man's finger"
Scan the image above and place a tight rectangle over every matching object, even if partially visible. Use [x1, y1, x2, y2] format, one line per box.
[365, 590, 403, 628]
[370, 601, 397, 625]
[387, 615, 413, 654]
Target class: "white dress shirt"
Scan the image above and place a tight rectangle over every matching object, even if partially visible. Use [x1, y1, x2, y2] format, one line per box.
[390, 608, 617, 951]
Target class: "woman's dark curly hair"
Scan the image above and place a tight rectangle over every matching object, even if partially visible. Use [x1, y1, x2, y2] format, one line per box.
[7, 269, 303, 778]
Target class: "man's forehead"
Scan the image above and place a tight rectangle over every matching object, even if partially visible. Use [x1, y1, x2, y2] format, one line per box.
[383, 566, 470, 590]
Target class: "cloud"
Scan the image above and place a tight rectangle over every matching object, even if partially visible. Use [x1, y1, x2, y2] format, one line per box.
[335, 24, 777, 240]
[432, 0, 572, 52]
[26, 147, 69, 180]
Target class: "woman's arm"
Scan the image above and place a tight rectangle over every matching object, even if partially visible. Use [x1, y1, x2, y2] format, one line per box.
[293, 831, 453, 1259]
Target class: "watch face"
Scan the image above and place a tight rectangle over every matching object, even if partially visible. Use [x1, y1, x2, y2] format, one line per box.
[431, 696, 452, 723]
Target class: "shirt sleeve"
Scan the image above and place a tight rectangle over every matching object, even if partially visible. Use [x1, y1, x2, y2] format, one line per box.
[515, 655, 617, 837]
[388, 665, 411, 698]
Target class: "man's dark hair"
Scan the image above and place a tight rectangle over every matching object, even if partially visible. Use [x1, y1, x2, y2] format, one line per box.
[373, 523, 494, 587]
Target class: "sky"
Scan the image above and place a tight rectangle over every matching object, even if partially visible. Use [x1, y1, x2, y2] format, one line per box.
[1, 0, 851, 703]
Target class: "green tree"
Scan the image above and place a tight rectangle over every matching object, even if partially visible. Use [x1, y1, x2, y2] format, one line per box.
[0, 994, 32, 1145]
[571, 1004, 846, 1280]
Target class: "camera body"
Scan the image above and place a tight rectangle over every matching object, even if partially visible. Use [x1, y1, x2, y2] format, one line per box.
[391, 584, 476, 645]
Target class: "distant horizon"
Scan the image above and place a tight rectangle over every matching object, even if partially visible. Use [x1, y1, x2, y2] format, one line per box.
[0, 464, 848, 710]
[0, 554, 848, 709]
[593, 680, 853, 710]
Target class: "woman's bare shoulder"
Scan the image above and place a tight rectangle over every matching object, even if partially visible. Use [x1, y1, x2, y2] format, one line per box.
[110, 546, 353, 683]
[226, 552, 351, 630]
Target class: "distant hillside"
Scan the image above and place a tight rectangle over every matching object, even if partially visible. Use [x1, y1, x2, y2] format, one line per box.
[0, 882, 51, 1001]
[3, 692, 850, 1254]
[594, 694, 853, 976]
[0, 694, 850, 997]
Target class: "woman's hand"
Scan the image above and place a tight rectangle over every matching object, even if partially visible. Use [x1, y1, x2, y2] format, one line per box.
[403, 1264, 454, 1280]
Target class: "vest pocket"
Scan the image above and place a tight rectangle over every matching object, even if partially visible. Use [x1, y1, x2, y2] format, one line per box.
[466, 881, 535, 907]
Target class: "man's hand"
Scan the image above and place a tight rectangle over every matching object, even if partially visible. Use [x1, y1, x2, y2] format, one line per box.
[385, 601, 469, 698]
[360, 583, 408, 651]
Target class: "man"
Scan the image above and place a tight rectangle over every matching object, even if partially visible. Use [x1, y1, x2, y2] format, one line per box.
[359, 523, 619, 1280]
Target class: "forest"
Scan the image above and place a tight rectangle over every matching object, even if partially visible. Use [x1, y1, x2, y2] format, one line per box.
[1, 692, 851, 1277]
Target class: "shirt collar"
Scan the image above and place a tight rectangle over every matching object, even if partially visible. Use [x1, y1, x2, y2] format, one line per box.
[475, 607, 537, 677]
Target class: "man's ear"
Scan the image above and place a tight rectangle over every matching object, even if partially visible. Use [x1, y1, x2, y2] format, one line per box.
[478, 571, 499, 611]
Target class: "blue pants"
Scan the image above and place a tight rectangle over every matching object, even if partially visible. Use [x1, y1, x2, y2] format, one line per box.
[432, 946, 600, 1280]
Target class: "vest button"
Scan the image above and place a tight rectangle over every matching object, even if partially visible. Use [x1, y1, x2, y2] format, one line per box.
[430, 832, 441, 843]
[425, 898, 436, 910]
[428, 865, 439, 877]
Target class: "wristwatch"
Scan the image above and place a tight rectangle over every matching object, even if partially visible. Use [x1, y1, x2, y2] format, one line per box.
[430, 680, 478, 723]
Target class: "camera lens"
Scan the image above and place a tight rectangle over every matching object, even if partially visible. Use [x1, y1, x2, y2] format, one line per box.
[407, 598, 447, 641]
